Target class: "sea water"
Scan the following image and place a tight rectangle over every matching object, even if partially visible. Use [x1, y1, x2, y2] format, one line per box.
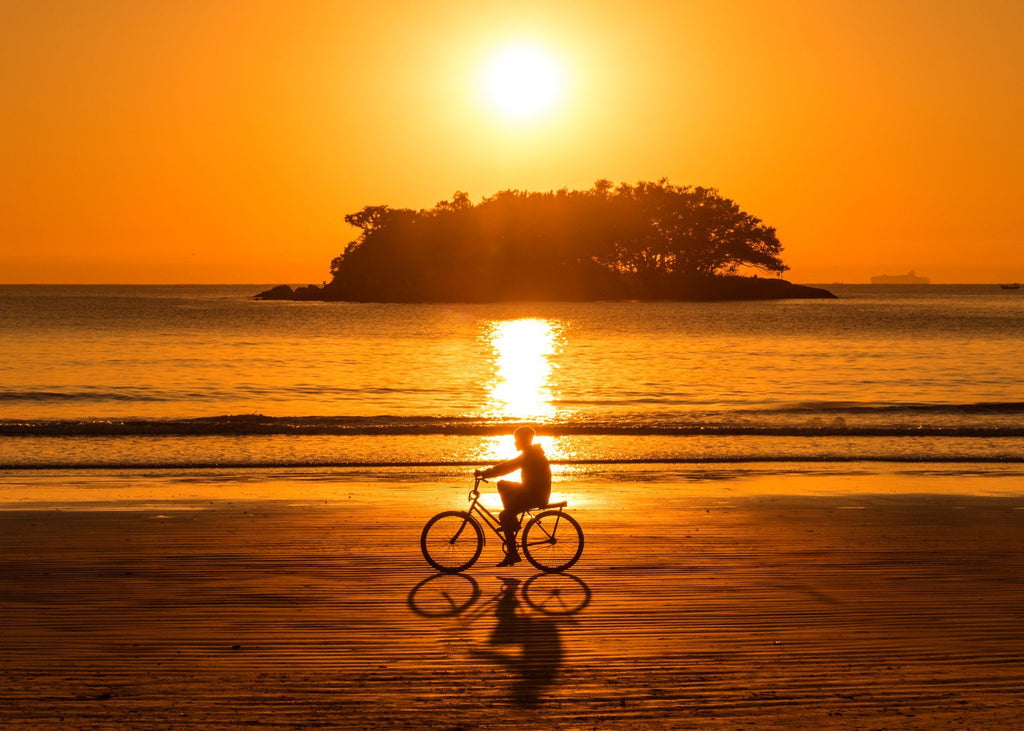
[1, 284, 1023, 470]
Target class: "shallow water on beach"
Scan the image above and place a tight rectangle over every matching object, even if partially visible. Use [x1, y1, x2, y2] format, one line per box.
[3, 463, 1024, 510]
[2, 284, 1023, 469]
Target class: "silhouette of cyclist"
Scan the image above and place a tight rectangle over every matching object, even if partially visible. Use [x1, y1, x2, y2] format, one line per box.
[475, 427, 552, 567]
[470, 576, 564, 706]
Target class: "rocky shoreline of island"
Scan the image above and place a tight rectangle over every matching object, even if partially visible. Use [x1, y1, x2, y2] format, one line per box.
[255, 275, 835, 303]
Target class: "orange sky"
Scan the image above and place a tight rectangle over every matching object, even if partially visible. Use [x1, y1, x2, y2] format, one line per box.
[2, 0, 1022, 284]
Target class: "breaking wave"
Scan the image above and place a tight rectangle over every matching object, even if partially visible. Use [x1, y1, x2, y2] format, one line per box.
[3, 405, 1024, 438]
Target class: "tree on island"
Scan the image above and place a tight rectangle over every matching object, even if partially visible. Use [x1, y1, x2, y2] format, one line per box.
[259, 180, 834, 302]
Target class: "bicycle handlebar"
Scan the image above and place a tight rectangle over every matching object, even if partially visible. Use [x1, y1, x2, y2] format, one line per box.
[470, 473, 488, 501]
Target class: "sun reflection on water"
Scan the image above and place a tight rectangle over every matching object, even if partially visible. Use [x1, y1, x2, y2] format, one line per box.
[476, 318, 575, 470]
[486, 318, 560, 421]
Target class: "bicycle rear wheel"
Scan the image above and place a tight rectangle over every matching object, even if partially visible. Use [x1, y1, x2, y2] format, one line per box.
[521, 510, 584, 573]
[420, 511, 484, 573]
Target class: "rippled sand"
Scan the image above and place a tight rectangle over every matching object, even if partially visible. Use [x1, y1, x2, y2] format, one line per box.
[1, 470, 1023, 728]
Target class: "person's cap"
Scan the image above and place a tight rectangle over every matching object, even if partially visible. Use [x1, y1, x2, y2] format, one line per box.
[513, 426, 535, 444]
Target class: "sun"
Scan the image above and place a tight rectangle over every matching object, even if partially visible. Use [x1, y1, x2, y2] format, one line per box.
[484, 45, 562, 120]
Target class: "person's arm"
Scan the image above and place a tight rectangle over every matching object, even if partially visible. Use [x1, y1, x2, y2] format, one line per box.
[476, 454, 524, 479]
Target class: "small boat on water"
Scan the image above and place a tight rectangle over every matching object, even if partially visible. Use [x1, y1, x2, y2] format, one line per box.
[999, 283, 1021, 290]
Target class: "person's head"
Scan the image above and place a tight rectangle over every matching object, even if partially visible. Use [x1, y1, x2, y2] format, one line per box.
[513, 426, 535, 450]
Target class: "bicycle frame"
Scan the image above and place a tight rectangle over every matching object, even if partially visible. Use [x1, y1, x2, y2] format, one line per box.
[463, 478, 503, 539]
[465, 476, 565, 544]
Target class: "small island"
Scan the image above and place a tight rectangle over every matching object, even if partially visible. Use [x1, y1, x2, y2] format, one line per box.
[259, 180, 835, 302]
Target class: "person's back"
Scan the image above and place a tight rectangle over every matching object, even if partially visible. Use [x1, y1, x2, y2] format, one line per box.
[518, 443, 551, 505]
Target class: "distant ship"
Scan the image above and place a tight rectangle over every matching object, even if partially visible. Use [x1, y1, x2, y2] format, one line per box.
[999, 283, 1021, 290]
[870, 270, 930, 284]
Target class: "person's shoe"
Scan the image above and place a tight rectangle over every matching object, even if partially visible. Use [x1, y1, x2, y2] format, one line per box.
[495, 553, 522, 567]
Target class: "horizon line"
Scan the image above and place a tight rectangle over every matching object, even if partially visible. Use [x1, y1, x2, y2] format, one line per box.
[1, 281, 1019, 287]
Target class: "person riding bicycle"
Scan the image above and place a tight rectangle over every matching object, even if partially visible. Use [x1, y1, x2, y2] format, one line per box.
[475, 427, 552, 567]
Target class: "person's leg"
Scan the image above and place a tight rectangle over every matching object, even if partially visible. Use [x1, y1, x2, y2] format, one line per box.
[496, 481, 526, 565]
[497, 480, 523, 534]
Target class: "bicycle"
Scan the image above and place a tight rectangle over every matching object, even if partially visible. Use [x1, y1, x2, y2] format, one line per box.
[420, 476, 584, 574]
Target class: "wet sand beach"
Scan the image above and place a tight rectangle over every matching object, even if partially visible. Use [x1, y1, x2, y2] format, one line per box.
[1, 466, 1023, 729]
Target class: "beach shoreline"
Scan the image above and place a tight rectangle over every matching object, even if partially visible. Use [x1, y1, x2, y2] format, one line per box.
[3, 461, 1024, 508]
[1, 466, 1022, 728]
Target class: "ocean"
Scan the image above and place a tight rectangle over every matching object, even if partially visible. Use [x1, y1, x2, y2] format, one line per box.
[2, 284, 1023, 472]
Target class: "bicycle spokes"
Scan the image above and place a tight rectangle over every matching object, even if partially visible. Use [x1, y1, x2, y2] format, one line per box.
[521, 510, 584, 573]
[420, 511, 485, 573]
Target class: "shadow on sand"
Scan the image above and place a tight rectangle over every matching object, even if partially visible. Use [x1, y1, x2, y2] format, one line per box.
[408, 573, 590, 707]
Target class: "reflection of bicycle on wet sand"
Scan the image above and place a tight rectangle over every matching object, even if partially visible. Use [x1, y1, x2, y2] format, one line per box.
[420, 475, 585, 573]
[407, 573, 591, 707]
[408, 572, 591, 619]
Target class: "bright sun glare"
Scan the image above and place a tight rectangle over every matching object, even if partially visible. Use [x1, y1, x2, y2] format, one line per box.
[487, 318, 558, 420]
[485, 45, 562, 119]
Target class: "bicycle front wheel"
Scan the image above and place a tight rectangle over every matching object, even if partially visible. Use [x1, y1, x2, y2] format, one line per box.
[420, 510, 484, 574]
[521, 510, 584, 573]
